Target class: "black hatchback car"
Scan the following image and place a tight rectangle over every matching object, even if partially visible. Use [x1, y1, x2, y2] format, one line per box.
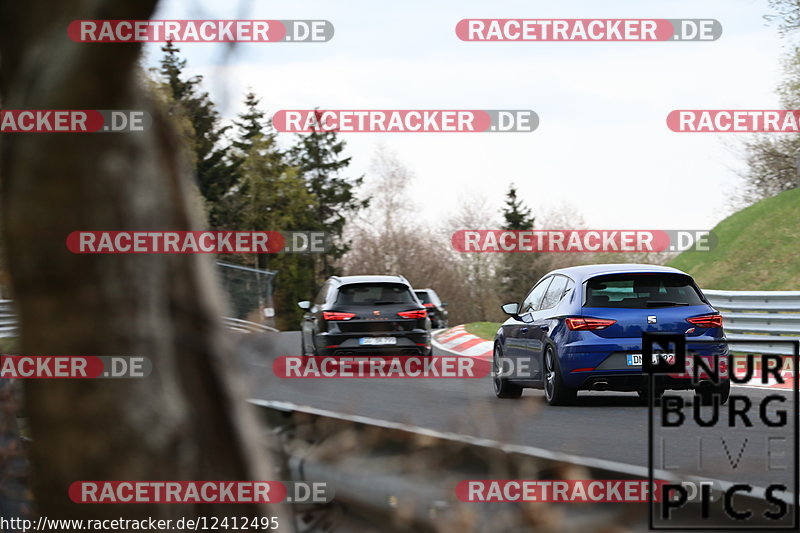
[298, 275, 432, 356]
[413, 288, 448, 329]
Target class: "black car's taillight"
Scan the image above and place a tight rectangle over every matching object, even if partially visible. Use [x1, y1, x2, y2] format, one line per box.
[322, 311, 356, 321]
[398, 309, 426, 319]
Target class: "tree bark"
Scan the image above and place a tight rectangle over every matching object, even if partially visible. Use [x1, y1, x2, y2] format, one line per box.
[0, 379, 28, 532]
[0, 0, 287, 524]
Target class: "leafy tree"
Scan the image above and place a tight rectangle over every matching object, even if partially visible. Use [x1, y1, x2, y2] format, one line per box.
[766, 0, 800, 34]
[289, 112, 368, 290]
[737, 135, 800, 206]
[735, 2, 800, 206]
[446, 197, 503, 322]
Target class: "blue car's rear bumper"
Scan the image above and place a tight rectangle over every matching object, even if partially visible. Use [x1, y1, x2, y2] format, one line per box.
[558, 334, 728, 390]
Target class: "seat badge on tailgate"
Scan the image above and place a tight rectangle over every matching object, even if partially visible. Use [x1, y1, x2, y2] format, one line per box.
[647, 315, 657, 324]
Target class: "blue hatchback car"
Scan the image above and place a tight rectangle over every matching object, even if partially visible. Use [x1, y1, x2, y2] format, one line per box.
[493, 264, 730, 405]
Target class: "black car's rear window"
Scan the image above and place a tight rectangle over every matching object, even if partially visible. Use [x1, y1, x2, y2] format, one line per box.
[337, 283, 415, 305]
[584, 273, 705, 308]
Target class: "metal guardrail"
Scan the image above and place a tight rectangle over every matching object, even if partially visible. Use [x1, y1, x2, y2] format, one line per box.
[0, 300, 17, 339]
[2, 289, 798, 345]
[223, 316, 278, 334]
[252, 399, 651, 531]
[0, 300, 276, 338]
[704, 290, 800, 355]
[251, 400, 790, 532]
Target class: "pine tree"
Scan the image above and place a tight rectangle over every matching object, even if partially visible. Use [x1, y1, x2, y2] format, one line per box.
[499, 184, 546, 303]
[157, 43, 234, 228]
[237, 134, 316, 328]
[232, 91, 270, 155]
[502, 184, 534, 230]
[289, 112, 368, 289]
[223, 91, 280, 231]
[227, 94, 319, 328]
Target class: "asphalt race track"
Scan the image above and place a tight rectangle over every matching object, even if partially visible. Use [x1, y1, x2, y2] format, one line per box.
[234, 331, 796, 492]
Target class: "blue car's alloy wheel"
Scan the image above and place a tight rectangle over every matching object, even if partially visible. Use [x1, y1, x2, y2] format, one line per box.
[544, 346, 577, 406]
[493, 345, 522, 399]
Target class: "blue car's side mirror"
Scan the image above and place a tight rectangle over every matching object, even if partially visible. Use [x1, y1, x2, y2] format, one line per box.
[501, 303, 519, 316]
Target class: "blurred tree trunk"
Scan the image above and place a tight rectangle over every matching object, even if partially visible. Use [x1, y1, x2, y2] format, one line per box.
[0, 0, 286, 524]
[0, 379, 28, 532]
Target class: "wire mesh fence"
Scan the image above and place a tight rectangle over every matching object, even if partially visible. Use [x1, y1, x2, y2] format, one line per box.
[215, 261, 277, 328]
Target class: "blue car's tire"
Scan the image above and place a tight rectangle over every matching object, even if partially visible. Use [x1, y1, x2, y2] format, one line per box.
[493, 345, 523, 399]
[696, 379, 730, 406]
[637, 383, 664, 404]
[544, 346, 577, 406]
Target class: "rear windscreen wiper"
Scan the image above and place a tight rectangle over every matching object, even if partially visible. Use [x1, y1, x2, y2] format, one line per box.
[645, 301, 689, 307]
[372, 300, 401, 305]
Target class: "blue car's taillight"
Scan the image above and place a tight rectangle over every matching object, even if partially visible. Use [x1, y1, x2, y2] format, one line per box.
[687, 314, 723, 328]
[565, 317, 617, 330]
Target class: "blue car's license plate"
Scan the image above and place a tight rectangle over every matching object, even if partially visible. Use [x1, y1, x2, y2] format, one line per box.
[627, 353, 675, 366]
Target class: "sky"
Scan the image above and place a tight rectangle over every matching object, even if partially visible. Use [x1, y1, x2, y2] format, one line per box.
[143, 0, 791, 231]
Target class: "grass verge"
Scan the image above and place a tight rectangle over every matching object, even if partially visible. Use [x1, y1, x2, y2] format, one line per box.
[463, 322, 502, 340]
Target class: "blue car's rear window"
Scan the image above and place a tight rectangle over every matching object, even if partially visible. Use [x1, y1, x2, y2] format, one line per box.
[584, 273, 705, 308]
